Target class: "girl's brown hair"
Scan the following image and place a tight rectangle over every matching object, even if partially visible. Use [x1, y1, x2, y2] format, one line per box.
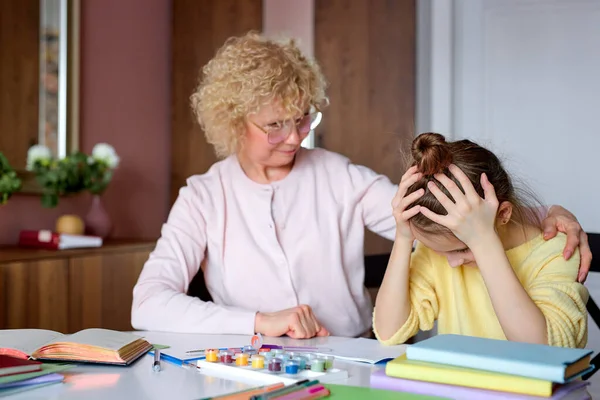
[407, 132, 542, 234]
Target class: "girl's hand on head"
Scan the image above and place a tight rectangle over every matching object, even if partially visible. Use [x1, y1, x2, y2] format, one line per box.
[419, 164, 499, 246]
[392, 166, 424, 241]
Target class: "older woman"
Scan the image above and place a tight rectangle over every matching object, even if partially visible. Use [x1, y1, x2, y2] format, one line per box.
[131, 32, 591, 339]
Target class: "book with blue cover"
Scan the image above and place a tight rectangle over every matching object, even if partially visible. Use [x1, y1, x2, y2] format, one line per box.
[406, 334, 594, 383]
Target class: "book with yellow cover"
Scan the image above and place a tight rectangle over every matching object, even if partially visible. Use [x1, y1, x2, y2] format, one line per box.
[0, 328, 152, 366]
[385, 354, 554, 397]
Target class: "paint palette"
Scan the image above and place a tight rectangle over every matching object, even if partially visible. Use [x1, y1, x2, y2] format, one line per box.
[195, 348, 348, 385]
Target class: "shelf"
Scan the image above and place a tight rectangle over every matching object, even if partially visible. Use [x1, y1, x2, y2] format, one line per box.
[0, 239, 156, 263]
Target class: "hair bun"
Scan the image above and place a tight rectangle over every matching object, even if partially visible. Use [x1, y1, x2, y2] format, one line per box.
[411, 132, 453, 175]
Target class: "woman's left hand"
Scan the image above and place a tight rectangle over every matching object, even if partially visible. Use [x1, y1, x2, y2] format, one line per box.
[542, 205, 592, 282]
[419, 164, 499, 247]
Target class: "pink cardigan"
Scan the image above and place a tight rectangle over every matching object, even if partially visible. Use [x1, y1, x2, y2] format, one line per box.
[131, 148, 397, 337]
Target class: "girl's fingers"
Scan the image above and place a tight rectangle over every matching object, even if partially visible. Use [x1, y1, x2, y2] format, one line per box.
[449, 164, 480, 202]
[402, 205, 421, 220]
[393, 171, 423, 207]
[419, 206, 450, 227]
[434, 172, 467, 204]
[400, 171, 423, 191]
[401, 165, 419, 181]
[398, 188, 425, 211]
[481, 173, 498, 203]
[427, 181, 456, 214]
[392, 188, 404, 208]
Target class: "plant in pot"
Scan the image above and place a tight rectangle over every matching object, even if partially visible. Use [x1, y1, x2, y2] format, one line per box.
[82, 143, 120, 238]
[0, 152, 22, 205]
[26, 145, 88, 208]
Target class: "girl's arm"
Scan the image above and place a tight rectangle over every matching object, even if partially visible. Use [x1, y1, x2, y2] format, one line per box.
[470, 232, 549, 344]
[374, 241, 439, 345]
[472, 232, 588, 347]
[525, 236, 587, 348]
[373, 237, 414, 341]
[373, 166, 438, 345]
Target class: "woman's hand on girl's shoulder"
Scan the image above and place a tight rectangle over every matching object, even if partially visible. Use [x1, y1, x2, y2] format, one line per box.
[542, 205, 592, 283]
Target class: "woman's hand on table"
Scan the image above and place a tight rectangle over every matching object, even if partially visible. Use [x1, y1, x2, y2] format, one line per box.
[254, 305, 330, 339]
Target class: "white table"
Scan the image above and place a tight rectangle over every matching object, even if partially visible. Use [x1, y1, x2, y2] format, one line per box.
[6, 332, 383, 400]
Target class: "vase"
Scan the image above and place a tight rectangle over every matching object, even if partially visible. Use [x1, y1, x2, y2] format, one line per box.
[84, 194, 113, 238]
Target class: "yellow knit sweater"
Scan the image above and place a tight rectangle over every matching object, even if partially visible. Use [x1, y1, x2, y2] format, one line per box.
[374, 233, 588, 348]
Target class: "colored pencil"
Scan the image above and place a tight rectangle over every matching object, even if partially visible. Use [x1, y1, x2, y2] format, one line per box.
[251, 380, 317, 400]
[271, 385, 329, 400]
[205, 382, 285, 400]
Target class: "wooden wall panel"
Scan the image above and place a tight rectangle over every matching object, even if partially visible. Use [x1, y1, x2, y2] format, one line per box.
[171, 0, 263, 203]
[0, 259, 69, 332]
[0, 0, 39, 169]
[315, 0, 416, 255]
[69, 250, 149, 333]
[69, 256, 102, 332]
[0, 240, 154, 333]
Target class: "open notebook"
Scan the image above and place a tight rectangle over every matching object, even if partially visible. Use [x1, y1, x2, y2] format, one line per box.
[317, 338, 407, 364]
[0, 328, 152, 365]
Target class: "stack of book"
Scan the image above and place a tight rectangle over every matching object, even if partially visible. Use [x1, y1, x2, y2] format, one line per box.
[18, 230, 103, 250]
[0, 355, 73, 397]
[370, 334, 594, 399]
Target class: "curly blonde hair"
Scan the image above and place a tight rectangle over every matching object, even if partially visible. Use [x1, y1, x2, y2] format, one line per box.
[190, 31, 328, 158]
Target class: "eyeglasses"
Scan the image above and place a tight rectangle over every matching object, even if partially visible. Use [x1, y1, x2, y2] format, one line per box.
[250, 111, 322, 145]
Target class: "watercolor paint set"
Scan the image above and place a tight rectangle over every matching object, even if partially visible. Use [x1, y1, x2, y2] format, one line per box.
[194, 335, 348, 385]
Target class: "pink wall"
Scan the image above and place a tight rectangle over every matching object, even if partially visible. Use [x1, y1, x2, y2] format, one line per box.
[0, 0, 171, 245]
[263, 0, 314, 57]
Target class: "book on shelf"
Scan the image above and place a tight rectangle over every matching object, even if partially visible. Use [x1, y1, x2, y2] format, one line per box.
[406, 334, 594, 383]
[0, 328, 152, 366]
[18, 230, 103, 250]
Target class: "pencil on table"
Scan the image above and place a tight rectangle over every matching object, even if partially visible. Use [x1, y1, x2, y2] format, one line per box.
[270, 385, 330, 400]
[209, 382, 285, 400]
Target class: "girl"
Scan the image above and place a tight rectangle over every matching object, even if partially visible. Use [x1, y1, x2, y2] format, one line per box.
[374, 133, 588, 348]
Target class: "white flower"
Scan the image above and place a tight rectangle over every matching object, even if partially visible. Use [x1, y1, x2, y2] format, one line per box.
[26, 145, 52, 170]
[91, 143, 120, 168]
